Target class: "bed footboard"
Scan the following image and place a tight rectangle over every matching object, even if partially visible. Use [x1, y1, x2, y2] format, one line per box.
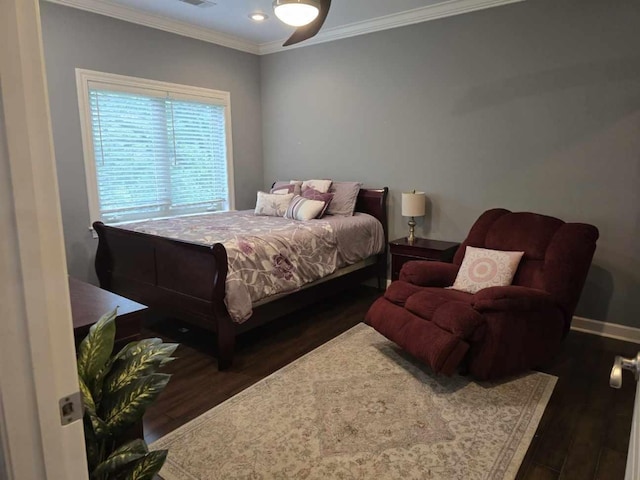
[93, 222, 236, 367]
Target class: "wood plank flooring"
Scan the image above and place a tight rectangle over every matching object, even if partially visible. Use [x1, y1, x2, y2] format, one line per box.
[141, 286, 638, 479]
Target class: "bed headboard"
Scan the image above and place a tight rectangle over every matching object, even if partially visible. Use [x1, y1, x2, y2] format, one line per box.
[356, 187, 389, 244]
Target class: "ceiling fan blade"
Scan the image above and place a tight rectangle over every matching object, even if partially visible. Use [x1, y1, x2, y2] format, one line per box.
[283, 0, 331, 47]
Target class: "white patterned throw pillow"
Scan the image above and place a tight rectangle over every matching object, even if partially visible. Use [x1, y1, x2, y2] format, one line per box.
[451, 246, 524, 294]
[254, 192, 294, 217]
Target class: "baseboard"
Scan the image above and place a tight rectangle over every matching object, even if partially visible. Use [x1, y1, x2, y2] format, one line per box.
[570, 316, 640, 344]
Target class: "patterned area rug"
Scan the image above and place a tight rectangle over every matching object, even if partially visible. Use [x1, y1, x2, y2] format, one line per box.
[152, 324, 556, 479]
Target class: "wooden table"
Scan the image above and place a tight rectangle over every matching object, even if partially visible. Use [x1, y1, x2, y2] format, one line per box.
[389, 237, 460, 281]
[69, 276, 147, 348]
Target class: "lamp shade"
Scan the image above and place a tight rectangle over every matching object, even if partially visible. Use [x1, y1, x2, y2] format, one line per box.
[273, 0, 320, 27]
[402, 192, 426, 217]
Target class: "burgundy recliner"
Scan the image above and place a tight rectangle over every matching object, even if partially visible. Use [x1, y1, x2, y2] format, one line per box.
[366, 208, 599, 380]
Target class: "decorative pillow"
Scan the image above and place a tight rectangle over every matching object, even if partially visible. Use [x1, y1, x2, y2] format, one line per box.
[272, 180, 302, 196]
[326, 181, 362, 216]
[451, 246, 524, 294]
[270, 184, 296, 195]
[254, 192, 294, 217]
[284, 195, 326, 221]
[301, 188, 334, 218]
[301, 179, 332, 193]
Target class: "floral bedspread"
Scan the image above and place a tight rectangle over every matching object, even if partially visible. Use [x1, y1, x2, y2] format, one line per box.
[119, 211, 338, 323]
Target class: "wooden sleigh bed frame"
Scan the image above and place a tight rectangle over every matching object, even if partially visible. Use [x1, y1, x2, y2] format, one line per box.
[93, 187, 388, 369]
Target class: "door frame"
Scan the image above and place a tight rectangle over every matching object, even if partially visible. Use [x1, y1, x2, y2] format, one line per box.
[626, 378, 640, 480]
[0, 0, 88, 478]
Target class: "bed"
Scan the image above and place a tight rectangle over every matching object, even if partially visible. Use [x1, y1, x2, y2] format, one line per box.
[92, 187, 388, 369]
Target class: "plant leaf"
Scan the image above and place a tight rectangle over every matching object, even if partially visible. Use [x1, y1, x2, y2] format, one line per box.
[83, 417, 100, 472]
[121, 450, 168, 480]
[103, 344, 178, 395]
[113, 340, 141, 360]
[101, 374, 171, 436]
[77, 309, 117, 391]
[78, 375, 109, 438]
[78, 375, 97, 413]
[91, 355, 115, 408]
[115, 338, 163, 361]
[90, 439, 149, 478]
[160, 356, 177, 366]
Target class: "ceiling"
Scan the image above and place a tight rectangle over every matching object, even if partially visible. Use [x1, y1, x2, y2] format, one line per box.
[45, 0, 523, 55]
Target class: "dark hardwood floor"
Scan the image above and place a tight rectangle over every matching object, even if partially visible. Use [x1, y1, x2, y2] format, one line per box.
[141, 286, 638, 479]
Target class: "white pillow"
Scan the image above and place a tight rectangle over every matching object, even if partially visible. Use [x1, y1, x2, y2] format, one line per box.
[254, 192, 294, 217]
[288, 180, 303, 195]
[271, 181, 302, 196]
[451, 246, 524, 294]
[301, 179, 332, 193]
[284, 195, 326, 221]
[270, 185, 296, 195]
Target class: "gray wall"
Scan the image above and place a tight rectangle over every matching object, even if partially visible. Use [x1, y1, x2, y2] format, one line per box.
[261, 0, 640, 327]
[40, 1, 264, 283]
[40, 0, 640, 327]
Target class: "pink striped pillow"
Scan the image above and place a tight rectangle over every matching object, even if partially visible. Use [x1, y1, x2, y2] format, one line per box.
[284, 195, 326, 221]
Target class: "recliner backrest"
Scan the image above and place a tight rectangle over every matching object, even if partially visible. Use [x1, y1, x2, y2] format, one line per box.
[453, 209, 599, 320]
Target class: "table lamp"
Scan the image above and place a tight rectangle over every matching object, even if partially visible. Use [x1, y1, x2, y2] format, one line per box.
[401, 191, 426, 244]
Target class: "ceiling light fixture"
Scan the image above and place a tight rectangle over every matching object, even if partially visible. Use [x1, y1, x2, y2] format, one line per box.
[249, 12, 268, 22]
[273, 0, 320, 27]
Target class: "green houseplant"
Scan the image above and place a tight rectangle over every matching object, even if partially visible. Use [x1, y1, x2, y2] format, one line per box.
[77, 309, 178, 480]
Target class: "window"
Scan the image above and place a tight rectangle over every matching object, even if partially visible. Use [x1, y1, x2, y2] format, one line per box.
[76, 69, 234, 224]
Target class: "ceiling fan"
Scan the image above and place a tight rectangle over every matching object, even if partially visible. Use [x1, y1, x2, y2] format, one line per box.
[273, 0, 332, 46]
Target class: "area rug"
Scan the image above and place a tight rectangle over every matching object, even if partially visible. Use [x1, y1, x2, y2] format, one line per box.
[152, 323, 556, 480]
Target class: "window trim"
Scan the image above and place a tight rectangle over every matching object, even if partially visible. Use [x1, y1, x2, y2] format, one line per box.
[75, 68, 235, 229]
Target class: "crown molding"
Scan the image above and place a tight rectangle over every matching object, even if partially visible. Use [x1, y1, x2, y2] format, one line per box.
[45, 0, 524, 56]
[44, 0, 260, 55]
[259, 0, 524, 54]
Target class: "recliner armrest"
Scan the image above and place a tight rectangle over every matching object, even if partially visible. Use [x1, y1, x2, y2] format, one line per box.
[399, 261, 459, 287]
[472, 285, 558, 312]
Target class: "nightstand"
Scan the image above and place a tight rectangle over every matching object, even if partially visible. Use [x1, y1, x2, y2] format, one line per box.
[69, 277, 147, 350]
[390, 237, 460, 281]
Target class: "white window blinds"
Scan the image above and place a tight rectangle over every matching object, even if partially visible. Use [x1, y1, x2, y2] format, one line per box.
[78, 70, 233, 224]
